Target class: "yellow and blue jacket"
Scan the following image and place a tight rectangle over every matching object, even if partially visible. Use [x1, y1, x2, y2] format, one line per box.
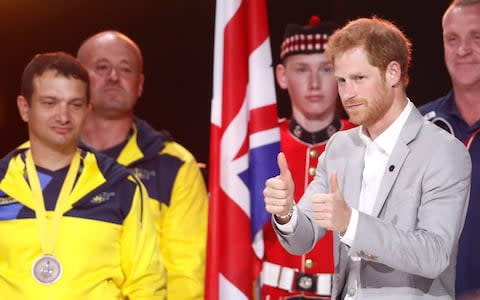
[0, 146, 166, 299]
[100, 118, 208, 300]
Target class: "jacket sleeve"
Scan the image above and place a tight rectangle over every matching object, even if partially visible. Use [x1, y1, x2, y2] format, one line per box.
[121, 177, 167, 300]
[157, 143, 208, 300]
[275, 134, 335, 255]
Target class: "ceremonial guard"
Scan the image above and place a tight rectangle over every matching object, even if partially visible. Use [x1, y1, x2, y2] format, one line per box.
[261, 17, 354, 299]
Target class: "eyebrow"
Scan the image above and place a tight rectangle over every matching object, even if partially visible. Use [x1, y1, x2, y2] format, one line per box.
[94, 58, 133, 65]
[38, 95, 59, 100]
[37, 95, 87, 102]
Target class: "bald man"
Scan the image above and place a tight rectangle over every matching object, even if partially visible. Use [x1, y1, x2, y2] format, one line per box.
[419, 1, 480, 298]
[77, 31, 208, 300]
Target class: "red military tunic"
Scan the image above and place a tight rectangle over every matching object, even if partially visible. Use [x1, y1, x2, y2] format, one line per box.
[261, 117, 355, 300]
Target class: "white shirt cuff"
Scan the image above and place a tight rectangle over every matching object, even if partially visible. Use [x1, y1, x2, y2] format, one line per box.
[340, 208, 358, 247]
[274, 205, 298, 234]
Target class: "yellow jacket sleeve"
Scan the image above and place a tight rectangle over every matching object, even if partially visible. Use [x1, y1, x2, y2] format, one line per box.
[156, 142, 208, 300]
[121, 178, 167, 300]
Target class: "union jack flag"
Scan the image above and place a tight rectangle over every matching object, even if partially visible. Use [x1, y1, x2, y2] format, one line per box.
[205, 0, 280, 299]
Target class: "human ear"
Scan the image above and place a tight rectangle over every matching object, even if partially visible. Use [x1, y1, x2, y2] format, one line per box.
[386, 61, 401, 87]
[275, 64, 288, 90]
[17, 95, 30, 122]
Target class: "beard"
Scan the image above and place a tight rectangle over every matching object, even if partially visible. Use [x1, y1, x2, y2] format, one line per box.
[342, 85, 391, 127]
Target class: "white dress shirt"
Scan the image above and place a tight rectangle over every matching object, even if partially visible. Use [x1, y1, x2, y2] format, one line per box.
[341, 100, 413, 246]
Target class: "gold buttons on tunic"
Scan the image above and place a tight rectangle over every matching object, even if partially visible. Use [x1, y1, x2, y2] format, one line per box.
[305, 258, 313, 269]
[308, 167, 316, 176]
[309, 149, 318, 158]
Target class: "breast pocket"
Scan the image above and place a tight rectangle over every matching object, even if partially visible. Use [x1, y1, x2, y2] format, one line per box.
[382, 188, 420, 230]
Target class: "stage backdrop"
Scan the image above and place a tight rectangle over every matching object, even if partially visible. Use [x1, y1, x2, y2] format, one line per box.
[0, 0, 451, 166]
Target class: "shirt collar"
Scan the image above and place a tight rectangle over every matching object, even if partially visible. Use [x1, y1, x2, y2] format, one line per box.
[359, 99, 413, 155]
[443, 91, 480, 131]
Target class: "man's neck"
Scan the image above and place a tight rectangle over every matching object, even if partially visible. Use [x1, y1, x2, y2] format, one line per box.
[453, 84, 480, 126]
[291, 109, 335, 133]
[82, 114, 133, 151]
[29, 143, 77, 171]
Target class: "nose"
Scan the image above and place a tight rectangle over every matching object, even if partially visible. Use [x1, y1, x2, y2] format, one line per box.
[457, 40, 472, 56]
[107, 66, 119, 82]
[339, 81, 355, 101]
[309, 71, 320, 89]
[56, 103, 70, 124]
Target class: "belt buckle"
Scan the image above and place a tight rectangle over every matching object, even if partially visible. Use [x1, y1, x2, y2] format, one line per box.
[294, 272, 317, 293]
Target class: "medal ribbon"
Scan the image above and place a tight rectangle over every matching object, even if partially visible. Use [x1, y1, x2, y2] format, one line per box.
[26, 149, 81, 256]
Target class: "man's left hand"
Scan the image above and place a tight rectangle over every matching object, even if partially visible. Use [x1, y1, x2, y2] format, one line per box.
[311, 172, 351, 233]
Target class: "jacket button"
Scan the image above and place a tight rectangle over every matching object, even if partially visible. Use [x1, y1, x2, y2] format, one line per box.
[309, 149, 318, 158]
[305, 258, 313, 269]
[308, 167, 316, 176]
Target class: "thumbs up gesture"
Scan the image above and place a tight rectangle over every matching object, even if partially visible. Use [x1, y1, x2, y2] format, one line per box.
[311, 172, 351, 233]
[263, 152, 295, 222]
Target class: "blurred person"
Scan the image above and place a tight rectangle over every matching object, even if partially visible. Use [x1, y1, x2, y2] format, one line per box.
[264, 17, 471, 299]
[419, 1, 480, 298]
[260, 16, 354, 299]
[77, 31, 208, 300]
[0, 52, 165, 299]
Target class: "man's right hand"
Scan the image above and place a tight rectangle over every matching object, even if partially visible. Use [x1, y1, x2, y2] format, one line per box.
[263, 152, 295, 221]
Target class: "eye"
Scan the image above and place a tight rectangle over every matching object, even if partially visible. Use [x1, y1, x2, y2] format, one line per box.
[41, 99, 55, 107]
[70, 101, 84, 108]
[119, 66, 132, 74]
[354, 75, 365, 81]
[94, 63, 112, 76]
[444, 34, 459, 45]
[321, 65, 333, 73]
[295, 67, 308, 73]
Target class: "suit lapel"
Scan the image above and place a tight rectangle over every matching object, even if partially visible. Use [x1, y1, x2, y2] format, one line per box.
[371, 108, 424, 217]
[342, 128, 365, 210]
[372, 142, 409, 216]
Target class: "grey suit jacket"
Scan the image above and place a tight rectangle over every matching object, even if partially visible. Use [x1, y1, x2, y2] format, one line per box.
[275, 108, 472, 299]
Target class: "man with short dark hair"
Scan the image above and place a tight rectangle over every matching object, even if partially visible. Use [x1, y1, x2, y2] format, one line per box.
[0, 52, 166, 299]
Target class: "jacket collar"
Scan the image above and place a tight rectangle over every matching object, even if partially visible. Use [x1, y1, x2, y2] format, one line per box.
[289, 117, 342, 144]
[117, 118, 169, 166]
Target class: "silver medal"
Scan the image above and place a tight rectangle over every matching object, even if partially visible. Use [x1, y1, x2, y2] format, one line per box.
[32, 255, 62, 284]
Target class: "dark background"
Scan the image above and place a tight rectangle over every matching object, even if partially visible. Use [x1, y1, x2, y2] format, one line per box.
[0, 0, 452, 165]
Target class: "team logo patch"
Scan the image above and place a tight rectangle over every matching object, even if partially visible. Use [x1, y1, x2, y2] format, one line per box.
[0, 196, 18, 206]
[91, 192, 115, 204]
[131, 168, 156, 181]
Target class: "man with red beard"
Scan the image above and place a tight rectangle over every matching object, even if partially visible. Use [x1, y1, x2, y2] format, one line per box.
[419, 1, 480, 298]
[260, 17, 354, 300]
[264, 17, 471, 299]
